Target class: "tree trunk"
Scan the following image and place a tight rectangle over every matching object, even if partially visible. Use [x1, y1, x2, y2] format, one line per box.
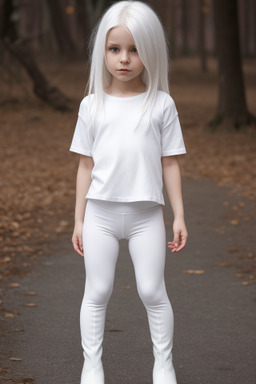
[181, 0, 189, 55]
[162, 0, 177, 59]
[170, 0, 177, 58]
[76, 0, 91, 50]
[18, 0, 44, 52]
[85, 0, 105, 30]
[0, 0, 71, 110]
[253, 0, 256, 55]
[46, 0, 88, 58]
[4, 40, 72, 110]
[198, 0, 207, 72]
[212, 0, 254, 129]
[242, 0, 250, 57]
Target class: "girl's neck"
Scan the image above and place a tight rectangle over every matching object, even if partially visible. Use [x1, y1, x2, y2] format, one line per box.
[105, 79, 146, 98]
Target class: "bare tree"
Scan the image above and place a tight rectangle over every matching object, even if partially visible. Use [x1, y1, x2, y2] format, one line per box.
[0, 0, 71, 110]
[181, 0, 189, 55]
[212, 0, 255, 128]
[46, 0, 88, 58]
[253, 0, 256, 55]
[86, 0, 106, 30]
[198, 0, 208, 72]
[18, 0, 44, 52]
[162, 0, 177, 59]
[242, 0, 250, 57]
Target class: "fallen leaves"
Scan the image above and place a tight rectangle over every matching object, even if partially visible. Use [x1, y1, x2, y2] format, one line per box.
[3, 308, 19, 319]
[25, 291, 37, 296]
[5, 313, 15, 319]
[55, 220, 69, 233]
[107, 329, 123, 333]
[228, 248, 239, 254]
[0, 367, 9, 373]
[9, 357, 22, 361]
[10, 283, 21, 288]
[215, 263, 233, 268]
[182, 269, 205, 275]
[0, 257, 11, 264]
[24, 303, 38, 307]
[0, 101, 75, 284]
[233, 267, 256, 286]
[234, 273, 244, 278]
[230, 219, 240, 226]
[120, 285, 131, 290]
[241, 280, 256, 286]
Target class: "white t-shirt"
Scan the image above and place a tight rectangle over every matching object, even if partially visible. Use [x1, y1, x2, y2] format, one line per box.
[70, 90, 186, 205]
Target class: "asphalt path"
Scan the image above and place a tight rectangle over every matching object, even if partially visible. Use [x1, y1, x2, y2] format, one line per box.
[1, 177, 256, 384]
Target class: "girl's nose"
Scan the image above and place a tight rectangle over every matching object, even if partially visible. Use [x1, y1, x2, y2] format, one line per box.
[120, 51, 129, 63]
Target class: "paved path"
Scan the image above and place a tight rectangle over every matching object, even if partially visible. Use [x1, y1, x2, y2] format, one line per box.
[1, 178, 256, 384]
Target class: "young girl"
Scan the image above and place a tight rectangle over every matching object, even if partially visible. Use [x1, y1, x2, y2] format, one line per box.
[70, 1, 188, 383]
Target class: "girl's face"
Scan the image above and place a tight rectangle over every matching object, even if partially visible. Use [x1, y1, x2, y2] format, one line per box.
[105, 26, 145, 89]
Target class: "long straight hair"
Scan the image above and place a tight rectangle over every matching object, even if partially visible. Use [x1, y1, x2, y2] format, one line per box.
[86, 1, 170, 130]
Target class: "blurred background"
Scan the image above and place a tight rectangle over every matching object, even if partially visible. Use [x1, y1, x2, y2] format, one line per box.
[0, 0, 255, 287]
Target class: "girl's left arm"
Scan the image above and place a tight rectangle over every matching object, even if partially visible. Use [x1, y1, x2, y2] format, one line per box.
[162, 155, 188, 252]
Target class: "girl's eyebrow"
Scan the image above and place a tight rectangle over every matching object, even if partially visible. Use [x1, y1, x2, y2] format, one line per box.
[106, 41, 136, 48]
[106, 41, 119, 45]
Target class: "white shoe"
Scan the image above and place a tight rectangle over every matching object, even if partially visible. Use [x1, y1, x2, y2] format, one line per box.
[80, 300, 106, 384]
[153, 361, 177, 384]
[146, 298, 177, 384]
[81, 363, 104, 384]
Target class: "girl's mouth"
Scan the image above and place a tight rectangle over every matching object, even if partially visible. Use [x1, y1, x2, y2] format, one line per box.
[118, 69, 130, 73]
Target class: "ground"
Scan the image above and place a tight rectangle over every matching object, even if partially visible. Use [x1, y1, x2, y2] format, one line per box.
[0, 55, 255, 299]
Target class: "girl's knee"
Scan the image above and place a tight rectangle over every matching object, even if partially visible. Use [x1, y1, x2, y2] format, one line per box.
[85, 282, 114, 306]
[137, 282, 167, 307]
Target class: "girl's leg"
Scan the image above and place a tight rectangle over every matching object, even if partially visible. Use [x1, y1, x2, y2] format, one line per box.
[80, 201, 120, 384]
[128, 206, 177, 384]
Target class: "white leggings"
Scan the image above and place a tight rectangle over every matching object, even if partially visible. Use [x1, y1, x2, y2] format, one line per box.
[80, 199, 177, 384]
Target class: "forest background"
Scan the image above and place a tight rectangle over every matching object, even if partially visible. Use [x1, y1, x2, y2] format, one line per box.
[0, 0, 256, 295]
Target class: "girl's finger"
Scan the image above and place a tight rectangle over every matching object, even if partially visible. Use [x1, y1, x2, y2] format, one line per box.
[168, 235, 187, 252]
[77, 239, 84, 257]
[75, 246, 84, 257]
[72, 237, 84, 257]
[78, 237, 83, 251]
[175, 243, 185, 252]
[172, 234, 180, 248]
[174, 235, 188, 252]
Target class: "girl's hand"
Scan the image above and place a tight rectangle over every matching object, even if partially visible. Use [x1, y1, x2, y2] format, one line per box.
[168, 217, 188, 253]
[72, 222, 84, 257]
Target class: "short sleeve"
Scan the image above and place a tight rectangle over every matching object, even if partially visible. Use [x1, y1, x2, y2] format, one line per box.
[69, 97, 93, 156]
[161, 96, 186, 157]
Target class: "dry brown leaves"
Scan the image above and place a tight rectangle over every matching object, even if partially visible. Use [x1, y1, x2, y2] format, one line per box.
[0, 61, 83, 283]
[182, 269, 205, 275]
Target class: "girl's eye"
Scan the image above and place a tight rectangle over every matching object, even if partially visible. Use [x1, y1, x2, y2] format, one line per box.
[131, 47, 138, 53]
[110, 47, 119, 53]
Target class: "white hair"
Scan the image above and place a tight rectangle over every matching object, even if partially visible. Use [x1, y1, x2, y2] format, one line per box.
[87, 1, 170, 129]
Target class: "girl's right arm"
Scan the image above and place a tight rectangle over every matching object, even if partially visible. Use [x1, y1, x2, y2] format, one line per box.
[72, 155, 94, 257]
